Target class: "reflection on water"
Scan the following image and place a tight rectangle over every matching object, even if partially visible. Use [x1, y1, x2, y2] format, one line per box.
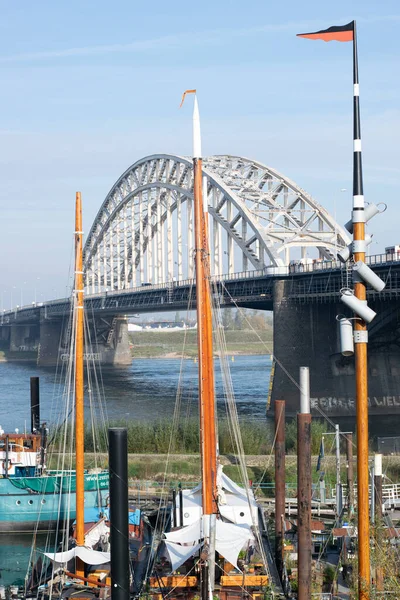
[0, 533, 52, 586]
[0, 355, 272, 431]
[0, 355, 271, 584]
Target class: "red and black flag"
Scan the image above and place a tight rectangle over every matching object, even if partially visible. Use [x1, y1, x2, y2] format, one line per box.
[297, 20, 364, 214]
[297, 21, 354, 43]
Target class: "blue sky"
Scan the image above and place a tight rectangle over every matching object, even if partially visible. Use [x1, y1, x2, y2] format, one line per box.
[0, 0, 399, 306]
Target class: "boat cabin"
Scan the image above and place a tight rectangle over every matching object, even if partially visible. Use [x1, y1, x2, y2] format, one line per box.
[0, 432, 42, 478]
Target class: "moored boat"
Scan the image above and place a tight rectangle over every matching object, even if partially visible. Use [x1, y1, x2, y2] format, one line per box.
[0, 403, 108, 534]
[23, 193, 112, 598]
[143, 91, 283, 600]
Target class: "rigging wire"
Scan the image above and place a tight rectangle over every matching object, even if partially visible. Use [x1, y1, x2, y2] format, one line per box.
[26, 238, 110, 595]
[219, 281, 359, 450]
[143, 283, 197, 584]
[210, 280, 272, 580]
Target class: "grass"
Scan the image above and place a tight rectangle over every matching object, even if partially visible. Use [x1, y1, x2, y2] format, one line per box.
[130, 329, 273, 358]
[51, 418, 272, 455]
[48, 417, 400, 487]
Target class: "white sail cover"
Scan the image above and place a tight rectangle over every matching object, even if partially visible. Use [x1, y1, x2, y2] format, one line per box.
[215, 520, 253, 568]
[164, 541, 202, 573]
[165, 519, 204, 544]
[84, 518, 110, 549]
[174, 469, 259, 528]
[164, 516, 253, 570]
[44, 547, 110, 566]
[217, 468, 259, 526]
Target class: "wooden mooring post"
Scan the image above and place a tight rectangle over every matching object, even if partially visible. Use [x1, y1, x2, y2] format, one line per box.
[297, 367, 311, 600]
[274, 399, 285, 582]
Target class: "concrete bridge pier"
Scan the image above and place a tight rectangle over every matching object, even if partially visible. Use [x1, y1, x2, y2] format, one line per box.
[9, 324, 35, 351]
[38, 315, 131, 367]
[271, 279, 354, 418]
[93, 315, 131, 366]
[0, 326, 10, 345]
[38, 320, 63, 366]
[271, 279, 400, 421]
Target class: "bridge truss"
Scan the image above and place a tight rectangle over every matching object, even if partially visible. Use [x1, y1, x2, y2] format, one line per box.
[83, 154, 350, 293]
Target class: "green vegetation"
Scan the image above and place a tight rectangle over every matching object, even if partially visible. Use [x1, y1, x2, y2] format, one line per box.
[130, 327, 273, 358]
[48, 417, 400, 487]
[52, 418, 272, 455]
[285, 419, 326, 455]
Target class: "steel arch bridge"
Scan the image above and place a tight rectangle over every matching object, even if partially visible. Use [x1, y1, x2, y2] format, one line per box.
[83, 154, 350, 293]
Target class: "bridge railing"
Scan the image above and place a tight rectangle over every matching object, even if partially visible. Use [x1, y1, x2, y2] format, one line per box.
[288, 252, 400, 275]
[85, 268, 269, 300]
[2, 253, 400, 318]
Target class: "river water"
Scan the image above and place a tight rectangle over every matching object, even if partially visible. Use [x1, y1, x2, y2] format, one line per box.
[0, 355, 272, 432]
[0, 355, 271, 584]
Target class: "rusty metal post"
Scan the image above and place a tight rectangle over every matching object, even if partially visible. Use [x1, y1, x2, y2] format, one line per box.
[374, 454, 384, 592]
[346, 433, 354, 515]
[297, 367, 312, 600]
[275, 399, 285, 581]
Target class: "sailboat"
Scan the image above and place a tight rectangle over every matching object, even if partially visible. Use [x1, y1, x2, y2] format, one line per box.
[0, 419, 108, 534]
[145, 92, 281, 599]
[25, 194, 112, 597]
[0, 203, 109, 535]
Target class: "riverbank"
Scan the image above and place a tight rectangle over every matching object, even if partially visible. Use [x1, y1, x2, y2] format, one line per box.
[129, 328, 273, 358]
[50, 452, 400, 491]
[0, 329, 273, 362]
[0, 350, 36, 362]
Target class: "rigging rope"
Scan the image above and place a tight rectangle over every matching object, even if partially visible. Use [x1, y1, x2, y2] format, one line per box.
[143, 282, 197, 584]
[210, 280, 272, 581]
[219, 281, 359, 451]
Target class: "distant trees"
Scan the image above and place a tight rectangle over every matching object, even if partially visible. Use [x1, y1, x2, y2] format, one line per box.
[222, 308, 273, 331]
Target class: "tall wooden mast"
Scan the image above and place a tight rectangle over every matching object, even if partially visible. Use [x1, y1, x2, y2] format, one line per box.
[181, 90, 217, 516]
[74, 192, 85, 572]
[351, 23, 370, 599]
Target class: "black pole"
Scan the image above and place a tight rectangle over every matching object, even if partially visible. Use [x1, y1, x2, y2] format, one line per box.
[40, 424, 47, 472]
[30, 377, 40, 434]
[172, 489, 177, 527]
[109, 427, 130, 600]
[178, 486, 184, 527]
[352, 20, 363, 200]
[5, 435, 9, 479]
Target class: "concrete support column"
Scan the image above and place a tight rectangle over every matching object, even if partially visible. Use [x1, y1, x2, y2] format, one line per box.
[0, 326, 10, 345]
[94, 316, 132, 366]
[10, 325, 31, 351]
[38, 320, 63, 366]
[271, 279, 353, 417]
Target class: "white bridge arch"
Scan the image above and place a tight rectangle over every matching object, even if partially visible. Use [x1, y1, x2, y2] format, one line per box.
[83, 154, 350, 293]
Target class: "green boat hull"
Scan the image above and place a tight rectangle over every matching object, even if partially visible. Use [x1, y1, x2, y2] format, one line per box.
[0, 471, 109, 533]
